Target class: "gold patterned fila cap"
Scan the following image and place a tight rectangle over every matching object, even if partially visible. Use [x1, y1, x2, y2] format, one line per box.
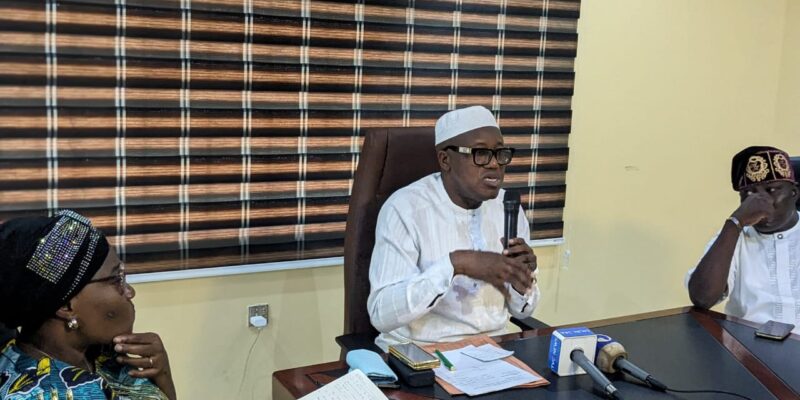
[731, 146, 796, 191]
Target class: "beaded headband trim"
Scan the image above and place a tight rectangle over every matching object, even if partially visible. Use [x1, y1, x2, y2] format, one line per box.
[24, 210, 101, 301]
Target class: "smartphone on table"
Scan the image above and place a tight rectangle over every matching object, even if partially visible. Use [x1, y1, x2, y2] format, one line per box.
[755, 320, 795, 341]
[388, 342, 440, 370]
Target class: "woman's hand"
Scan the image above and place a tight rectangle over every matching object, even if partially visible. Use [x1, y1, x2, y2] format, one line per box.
[113, 332, 177, 400]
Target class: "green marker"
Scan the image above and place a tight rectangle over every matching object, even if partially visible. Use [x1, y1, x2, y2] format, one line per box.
[434, 349, 455, 371]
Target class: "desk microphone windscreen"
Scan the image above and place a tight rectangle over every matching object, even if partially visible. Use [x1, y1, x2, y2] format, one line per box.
[595, 336, 628, 373]
[595, 334, 667, 392]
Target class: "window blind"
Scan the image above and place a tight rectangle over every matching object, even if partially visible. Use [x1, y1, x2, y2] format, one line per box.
[0, 0, 579, 273]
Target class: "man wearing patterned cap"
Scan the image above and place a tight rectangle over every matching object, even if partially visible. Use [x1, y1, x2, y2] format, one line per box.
[686, 146, 800, 331]
[368, 106, 539, 350]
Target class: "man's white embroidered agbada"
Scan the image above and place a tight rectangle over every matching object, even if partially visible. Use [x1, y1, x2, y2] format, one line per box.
[686, 211, 800, 333]
[368, 173, 539, 350]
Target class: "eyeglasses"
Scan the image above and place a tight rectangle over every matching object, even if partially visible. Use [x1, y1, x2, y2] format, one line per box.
[88, 264, 128, 295]
[445, 146, 515, 166]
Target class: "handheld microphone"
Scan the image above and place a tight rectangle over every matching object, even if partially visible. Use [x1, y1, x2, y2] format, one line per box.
[571, 348, 622, 399]
[503, 190, 520, 250]
[595, 334, 667, 392]
[548, 327, 623, 399]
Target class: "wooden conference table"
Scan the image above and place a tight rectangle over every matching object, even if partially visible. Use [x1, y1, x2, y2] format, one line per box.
[273, 307, 800, 399]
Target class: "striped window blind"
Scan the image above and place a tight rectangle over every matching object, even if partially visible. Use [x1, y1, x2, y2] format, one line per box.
[0, 0, 579, 274]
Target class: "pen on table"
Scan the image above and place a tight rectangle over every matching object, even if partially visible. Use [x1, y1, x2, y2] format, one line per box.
[434, 349, 455, 371]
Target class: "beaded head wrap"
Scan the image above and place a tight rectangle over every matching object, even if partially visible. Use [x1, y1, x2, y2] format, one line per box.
[0, 210, 109, 330]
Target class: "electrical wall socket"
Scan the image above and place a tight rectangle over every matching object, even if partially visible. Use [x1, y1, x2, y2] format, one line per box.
[248, 304, 269, 328]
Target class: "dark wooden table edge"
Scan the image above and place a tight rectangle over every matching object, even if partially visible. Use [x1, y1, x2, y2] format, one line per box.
[691, 309, 800, 400]
[272, 306, 800, 399]
[273, 359, 344, 399]
[691, 307, 800, 341]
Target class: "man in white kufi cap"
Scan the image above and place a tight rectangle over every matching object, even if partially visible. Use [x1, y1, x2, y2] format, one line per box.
[368, 106, 540, 350]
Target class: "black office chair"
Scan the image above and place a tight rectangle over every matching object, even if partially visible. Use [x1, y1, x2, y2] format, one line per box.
[337, 127, 548, 357]
[0, 322, 15, 344]
[792, 156, 800, 211]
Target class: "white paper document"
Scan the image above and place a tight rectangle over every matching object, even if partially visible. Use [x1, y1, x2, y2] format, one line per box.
[434, 347, 539, 396]
[299, 369, 389, 400]
[460, 343, 515, 362]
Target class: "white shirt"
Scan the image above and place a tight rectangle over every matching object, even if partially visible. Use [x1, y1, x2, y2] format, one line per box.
[685, 211, 800, 333]
[368, 172, 539, 351]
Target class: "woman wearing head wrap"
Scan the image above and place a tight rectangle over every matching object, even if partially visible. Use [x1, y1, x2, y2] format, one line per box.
[0, 210, 176, 400]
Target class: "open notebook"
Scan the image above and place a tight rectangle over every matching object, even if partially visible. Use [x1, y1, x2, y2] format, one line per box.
[299, 369, 388, 400]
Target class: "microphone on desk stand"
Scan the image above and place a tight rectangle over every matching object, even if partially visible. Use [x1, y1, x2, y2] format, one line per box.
[595, 334, 667, 392]
[593, 335, 755, 400]
[571, 348, 623, 399]
[503, 190, 520, 250]
[548, 327, 623, 399]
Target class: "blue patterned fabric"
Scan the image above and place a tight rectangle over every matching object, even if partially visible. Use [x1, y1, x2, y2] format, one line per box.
[0, 340, 166, 400]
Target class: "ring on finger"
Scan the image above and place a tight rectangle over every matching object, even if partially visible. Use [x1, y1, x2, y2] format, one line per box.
[148, 357, 154, 367]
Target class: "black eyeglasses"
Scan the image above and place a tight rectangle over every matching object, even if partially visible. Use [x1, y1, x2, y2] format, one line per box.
[88, 264, 128, 295]
[445, 146, 515, 166]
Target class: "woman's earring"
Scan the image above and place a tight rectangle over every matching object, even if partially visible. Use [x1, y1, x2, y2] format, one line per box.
[67, 318, 79, 330]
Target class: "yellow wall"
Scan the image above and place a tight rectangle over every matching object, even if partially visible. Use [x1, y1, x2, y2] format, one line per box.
[132, 266, 345, 399]
[541, 0, 795, 325]
[775, 0, 800, 146]
[130, 1, 799, 398]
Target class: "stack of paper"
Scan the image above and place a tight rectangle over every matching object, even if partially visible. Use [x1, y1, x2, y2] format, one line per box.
[433, 347, 539, 396]
[423, 335, 549, 396]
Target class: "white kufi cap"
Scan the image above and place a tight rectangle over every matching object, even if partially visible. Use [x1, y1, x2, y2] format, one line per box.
[434, 106, 499, 146]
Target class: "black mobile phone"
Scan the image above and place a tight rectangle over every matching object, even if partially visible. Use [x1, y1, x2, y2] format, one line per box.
[755, 320, 795, 341]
